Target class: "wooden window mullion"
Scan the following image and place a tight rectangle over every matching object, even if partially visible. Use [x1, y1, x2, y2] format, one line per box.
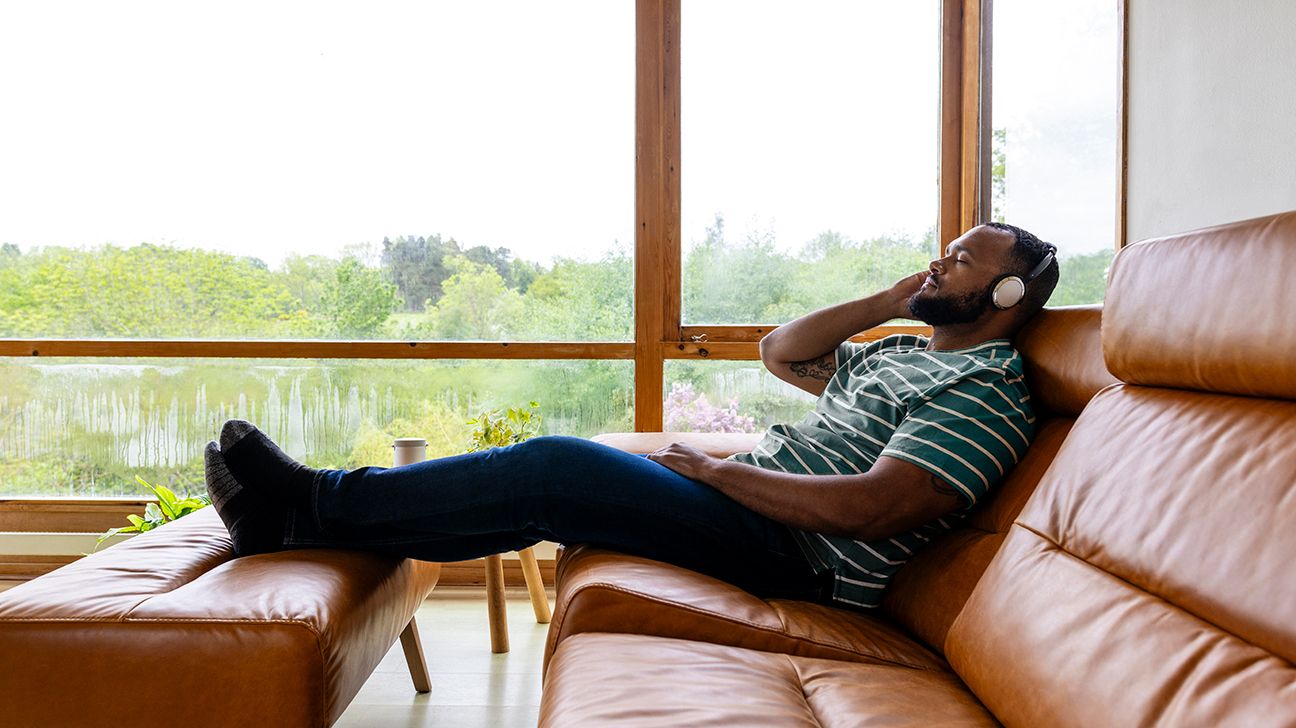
[633, 0, 680, 432]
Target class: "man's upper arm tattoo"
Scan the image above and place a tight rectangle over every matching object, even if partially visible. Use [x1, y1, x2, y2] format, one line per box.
[930, 475, 960, 499]
[789, 352, 836, 382]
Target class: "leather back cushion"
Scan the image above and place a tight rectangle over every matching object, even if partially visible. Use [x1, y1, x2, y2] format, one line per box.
[882, 306, 1115, 649]
[942, 216, 1296, 724]
[1104, 210, 1296, 399]
[945, 384, 1296, 726]
[1015, 305, 1115, 417]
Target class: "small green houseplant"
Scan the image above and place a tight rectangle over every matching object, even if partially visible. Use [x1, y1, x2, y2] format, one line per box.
[466, 400, 543, 452]
[94, 476, 211, 552]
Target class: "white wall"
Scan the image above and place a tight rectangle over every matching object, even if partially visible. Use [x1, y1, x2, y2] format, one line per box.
[1127, 0, 1296, 242]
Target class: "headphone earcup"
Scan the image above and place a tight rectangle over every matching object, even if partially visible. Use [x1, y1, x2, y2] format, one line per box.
[991, 276, 1025, 310]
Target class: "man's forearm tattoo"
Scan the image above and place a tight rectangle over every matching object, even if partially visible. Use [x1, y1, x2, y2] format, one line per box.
[789, 353, 836, 382]
[930, 475, 960, 498]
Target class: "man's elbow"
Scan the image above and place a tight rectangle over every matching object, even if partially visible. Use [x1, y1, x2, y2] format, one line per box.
[757, 334, 778, 367]
[833, 500, 923, 542]
[820, 503, 892, 542]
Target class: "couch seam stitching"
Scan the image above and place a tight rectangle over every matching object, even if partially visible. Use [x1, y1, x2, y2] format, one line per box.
[1010, 521, 1293, 666]
[787, 653, 824, 727]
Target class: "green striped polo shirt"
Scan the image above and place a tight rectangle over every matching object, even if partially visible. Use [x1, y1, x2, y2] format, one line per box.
[728, 334, 1035, 609]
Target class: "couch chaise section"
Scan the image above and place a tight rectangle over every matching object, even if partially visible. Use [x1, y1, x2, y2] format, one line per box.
[0, 507, 440, 727]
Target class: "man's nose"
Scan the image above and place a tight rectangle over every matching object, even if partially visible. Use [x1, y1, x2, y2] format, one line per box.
[929, 259, 945, 275]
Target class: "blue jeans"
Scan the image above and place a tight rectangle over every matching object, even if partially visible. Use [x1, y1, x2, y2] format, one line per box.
[285, 436, 827, 600]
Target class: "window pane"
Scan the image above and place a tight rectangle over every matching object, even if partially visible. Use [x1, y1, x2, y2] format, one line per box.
[992, 0, 1119, 305]
[664, 361, 814, 434]
[0, 2, 632, 340]
[0, 358, 632, 496]
[681, 0, 941, 325]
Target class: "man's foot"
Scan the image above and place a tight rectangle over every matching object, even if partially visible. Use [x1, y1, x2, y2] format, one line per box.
[219, 419, 316, 506]
[204, 442, 287, 557]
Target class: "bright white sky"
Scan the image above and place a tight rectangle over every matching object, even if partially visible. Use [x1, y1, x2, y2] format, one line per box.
[0, 0, 1116, 267]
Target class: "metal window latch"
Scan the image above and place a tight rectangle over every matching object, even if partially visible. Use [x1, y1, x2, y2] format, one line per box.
[691, 333, 708, 343]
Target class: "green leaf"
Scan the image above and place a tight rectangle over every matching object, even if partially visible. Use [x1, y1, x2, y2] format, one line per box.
[93, 527, 124, 551]
[126, 514, 145, 528]
[137, 476, 179, 520]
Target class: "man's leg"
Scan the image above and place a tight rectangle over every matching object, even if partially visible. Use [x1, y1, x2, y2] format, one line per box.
[209, 424, 826, 599]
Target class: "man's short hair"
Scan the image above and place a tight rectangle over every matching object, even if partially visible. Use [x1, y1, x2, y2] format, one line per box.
[985, 221, 1060, 316]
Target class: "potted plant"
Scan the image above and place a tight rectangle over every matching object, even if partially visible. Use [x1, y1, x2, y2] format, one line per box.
[94, 476, 211, 551]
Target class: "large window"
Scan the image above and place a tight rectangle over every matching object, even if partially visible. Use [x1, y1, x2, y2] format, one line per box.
[681, 0, 941, 325]
[991, 0, 1119, 305]
[0, 1, 633, 342]
[0, 1, 1127, 497]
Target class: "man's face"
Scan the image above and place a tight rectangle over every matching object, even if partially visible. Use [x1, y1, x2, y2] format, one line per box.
[908, 226, 1017, 326]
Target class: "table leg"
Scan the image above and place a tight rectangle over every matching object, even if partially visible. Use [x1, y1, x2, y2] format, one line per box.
[484, 553, 509, 653]
[517, 547, 552, 624]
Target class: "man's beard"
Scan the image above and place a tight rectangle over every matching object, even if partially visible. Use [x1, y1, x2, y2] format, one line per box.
[907, 284, 992, 326]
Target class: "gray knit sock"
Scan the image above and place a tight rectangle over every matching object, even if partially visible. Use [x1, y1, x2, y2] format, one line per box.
[204, 442, 286, 557]
[219, 419, 316, 506]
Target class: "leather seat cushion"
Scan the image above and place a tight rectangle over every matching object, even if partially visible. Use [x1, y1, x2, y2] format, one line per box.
[540, 632, 996, 728]
[545, 546, 947, 675]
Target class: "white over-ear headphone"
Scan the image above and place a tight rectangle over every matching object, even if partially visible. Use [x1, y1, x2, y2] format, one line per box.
[990, 248, 1056, 310]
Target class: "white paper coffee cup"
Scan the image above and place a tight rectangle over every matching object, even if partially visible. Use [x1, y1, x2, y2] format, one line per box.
[392, 437, 428, 467]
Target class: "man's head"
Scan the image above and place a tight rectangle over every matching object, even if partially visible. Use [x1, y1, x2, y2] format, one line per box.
[907, 222, 1059, 333]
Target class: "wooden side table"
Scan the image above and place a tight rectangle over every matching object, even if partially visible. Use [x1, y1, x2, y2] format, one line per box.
[391, 438, 551, 654]
[484, 547, 552, 653]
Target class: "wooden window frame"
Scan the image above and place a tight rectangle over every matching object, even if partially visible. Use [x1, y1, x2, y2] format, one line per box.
[0, 0, 1014, 506]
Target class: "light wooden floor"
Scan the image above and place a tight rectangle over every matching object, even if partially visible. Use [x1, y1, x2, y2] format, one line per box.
[335, 586, 552, 728]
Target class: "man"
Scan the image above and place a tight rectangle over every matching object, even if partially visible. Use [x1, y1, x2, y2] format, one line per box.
[205, 222, 1059, 609]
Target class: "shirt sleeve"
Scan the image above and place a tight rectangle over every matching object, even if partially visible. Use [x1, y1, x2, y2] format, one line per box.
[878, 376, 1032, 508]
[834, 334, 928, 372]
[834, 340, 867, 371]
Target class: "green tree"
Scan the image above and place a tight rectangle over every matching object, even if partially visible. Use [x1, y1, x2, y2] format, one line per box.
[515, 251, 633, 340]
[765, 230, 933, 323]
[322, 257, 401, 338]
[683, 215, 796, 324]
[0, 244, 306, 337]
[991, 127, 1007, 223]
[381, 235, 450, 312]
[278, 254, 339, 313]
[1050, 249, 1113, 306]
[423, 256, 524, 340]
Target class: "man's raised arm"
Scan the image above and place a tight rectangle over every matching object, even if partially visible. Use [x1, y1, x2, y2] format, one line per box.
[758, 272, 928, 395]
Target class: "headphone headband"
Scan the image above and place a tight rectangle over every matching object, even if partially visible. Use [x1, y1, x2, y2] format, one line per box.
[1023, 246, 1057, 283]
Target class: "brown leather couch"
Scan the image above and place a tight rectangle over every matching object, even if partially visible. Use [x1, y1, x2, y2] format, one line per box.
[540, 211, 1296, 726]
[0, 507, 439, 727]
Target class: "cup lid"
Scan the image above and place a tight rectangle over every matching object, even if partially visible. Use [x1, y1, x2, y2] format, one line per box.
[393, 437, 428, 447]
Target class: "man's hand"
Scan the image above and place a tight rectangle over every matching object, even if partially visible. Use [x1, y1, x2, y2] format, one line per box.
[887, 271, 928, 319]
[757, 269, 933, 396]
[646, 442, 720, 483]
